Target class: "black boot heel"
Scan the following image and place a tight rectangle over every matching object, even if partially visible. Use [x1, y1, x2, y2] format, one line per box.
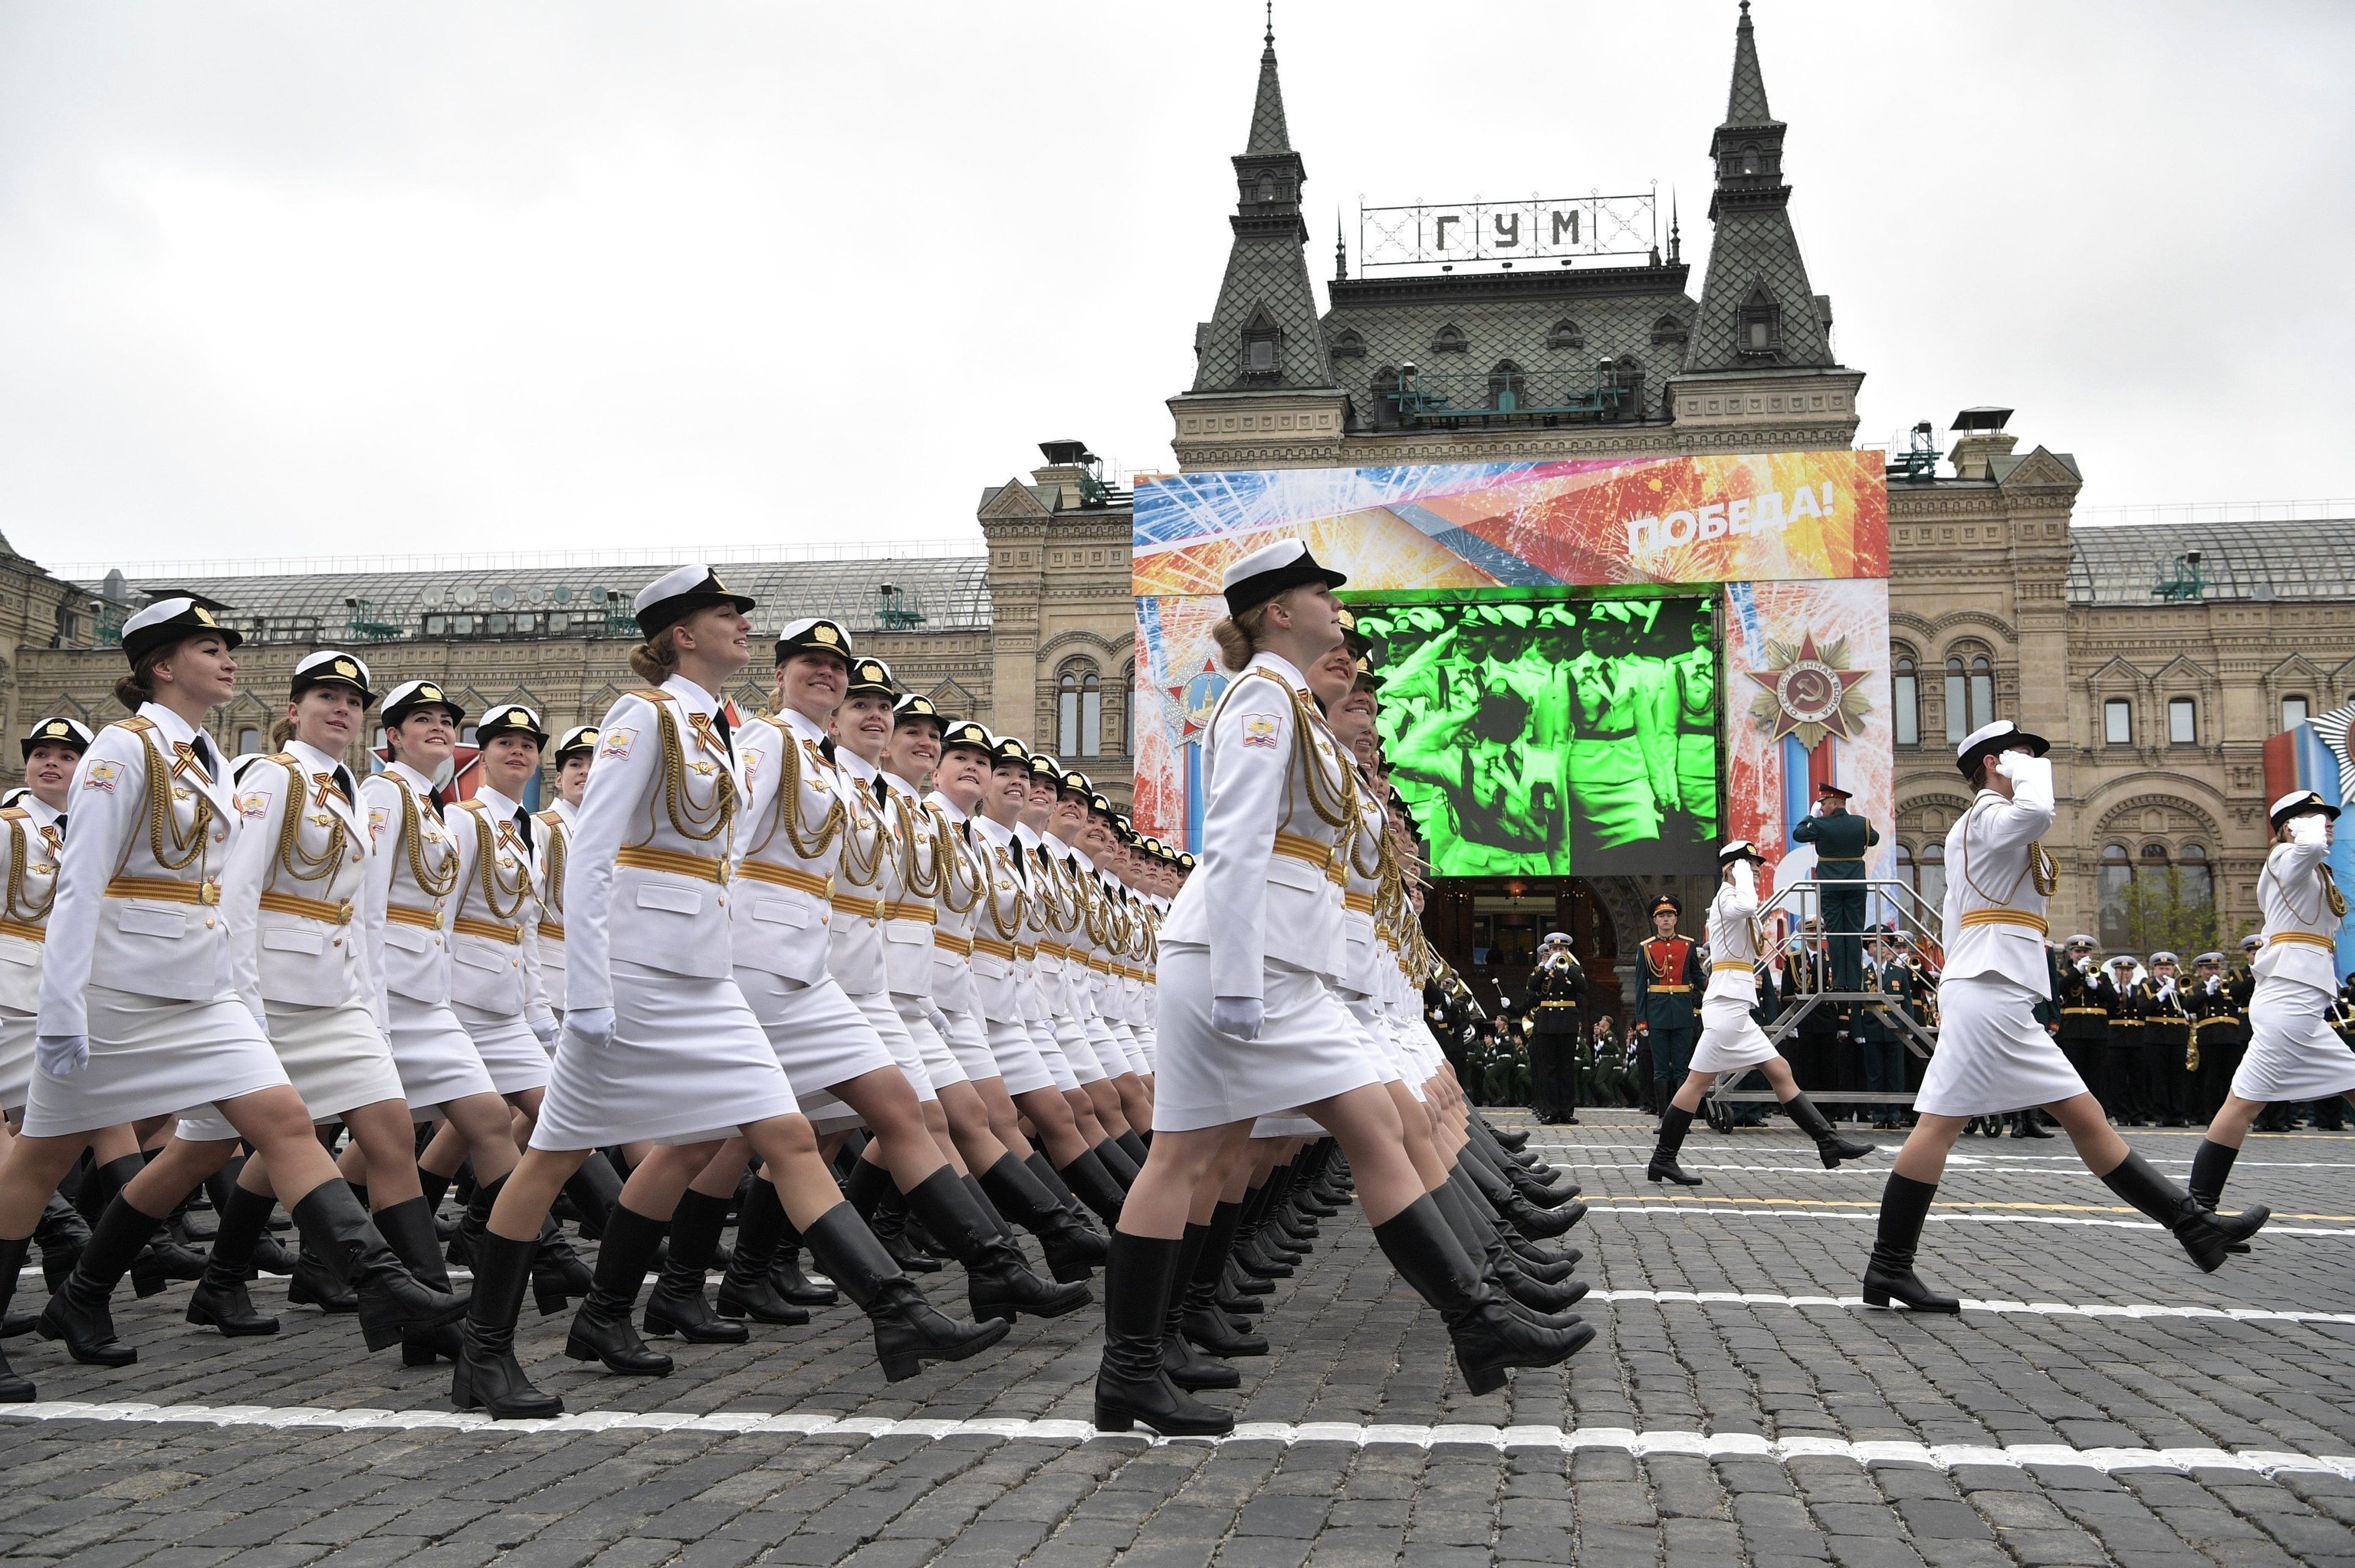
[291, 1183, 468, 1353]
[801, 1203, 1007, 1383]
[449, 1232, 561, 1419]
[1861, 1173, 1962, 1312]
[1092, 1230, 1233, 1436]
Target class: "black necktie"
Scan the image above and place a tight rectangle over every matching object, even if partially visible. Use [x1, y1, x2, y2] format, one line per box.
[334, 766, 356, 805]
[189, 733, 216, 779]
[428, 786, 447, 817]
[874, 778, 889, 809]
[512, 805, 534, 861]
[52, 813, 67, 840]
[712, 708, 733, 756]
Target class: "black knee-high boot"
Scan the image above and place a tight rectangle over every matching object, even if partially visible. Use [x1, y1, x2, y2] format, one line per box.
[1862, 1173, 1960, 1312]
[0, 1236, 36, 1399]
[1093, 1229, 1233, 1436]
[561, 1151, 625, 1242]
[37, 1192, 164, 1364]
[770, 1213, 839, 1307]
[1158, 1222, 1239, 1391]
[1434, 1174, 1588, 1316]
[2100, 1150, 2268, 1271]
[902, 1169, 1092, 1323]
[1053, 1148, 1128, 1227]
[451, 1231, 562, 1419]
[371, 1196, 464, 1364]
[291, 1180, 471, 1352]
[642, 1190, 749, 1343]
[565, 1202, 675, 1375]
[980, 1153, 1106, 1283]
[446, 1169, 501, 1268]
[1178, 1199, 1266, 1359]
[1784, 1093, 1878, 1168]
[32, 1193, 90, 1293]
[1371, 1196, 1593, 1396]
[848, 1158, 940, 1274]
[1115, 1129, 1151, 1171]
[798, 1202, 1009, 1381]
[186, 1183, 281, 1337]
[1092, 1137, 1141, 1187]
[2188, 1140, 2239, 1209]
[716, 1176, 810, 1324]
[1647, 1105, 1705, 1186]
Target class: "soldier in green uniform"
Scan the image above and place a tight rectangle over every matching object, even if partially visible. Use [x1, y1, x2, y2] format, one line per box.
[1792, 782, 1880, 996]
[1634, 894, 1703, 1107]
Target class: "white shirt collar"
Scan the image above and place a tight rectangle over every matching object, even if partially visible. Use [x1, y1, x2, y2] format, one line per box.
[1013, 822, 1043, 848]
[780, 707, 831, 743]
[475, 782, 523, 818]
[1247, 650, 1309, 691]
[388, 759, 441, 795]
[929, 792, 973, 824]
[662, 673, 721, 716]
[21, 795, 62, 828]
[285, 738, 348, 780]
[969, 813, 1014, 845]
[880, 771, 922, 801]
[1068, 844, 1097, 875]
[552, 798, 578, 827]
[834, 746, 879, 782]
[136, 701, 202, 749]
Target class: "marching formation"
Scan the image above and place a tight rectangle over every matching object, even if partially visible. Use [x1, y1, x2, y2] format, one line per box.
[1, 543, 2343, 1434]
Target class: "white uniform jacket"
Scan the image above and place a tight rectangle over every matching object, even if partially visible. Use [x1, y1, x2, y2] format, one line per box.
[965, 815, 1030, 1026]
[225, 741, 371, 1012]
[445, 784, 553, 1025]
[879, 774, 944, 999]
[731, 709, 846, 985]
[1010, 823, 1056, 1021]
[925, 795, 988, 1019]
[39, 704, 241, 1035]
[533, 799, 576, 1002]
[359, 762, 459, 1017]
[0, 798, 65, 1014]
[564, 677, 744, 1010]
[2252, 839, 2340, 997]
[1703, 864, 1764, 1005]
[1160, 651, 1352, 996]
[1338, 769, 1389, 999]
[1937, 756, 2058, 996]
[822, 747, 895, 998]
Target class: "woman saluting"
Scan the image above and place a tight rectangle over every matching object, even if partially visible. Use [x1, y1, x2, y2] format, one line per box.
[451, 567, 1005, 1419]
[0, 601, 464, 1390]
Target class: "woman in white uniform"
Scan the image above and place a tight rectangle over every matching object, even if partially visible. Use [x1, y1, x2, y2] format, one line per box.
[163, 651, 449, 1352]
[1094, 540, 1586, 1438]
[1017, 756, 1136, 1172]
[452, 568, 1007, 1419]
[2186, 789, 2355, 1213]
[0, 602, 464, 1391]
[1861, 720, 2271, 1313]
[1644, 842, 1880, 1186]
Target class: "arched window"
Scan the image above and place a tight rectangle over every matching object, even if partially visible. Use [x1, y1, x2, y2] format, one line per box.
[1916, 841, 1945, 911]
[1256, 174, 1275, 203]
[1892, 649, 1920, 747]
[2179, 842, 2213, 908]
[1057, 664, 1102, 759]
[2097, 844, 2133, 948]
[1430, 324, 1467, 355]
[1944, 650, 1993, 743]
[1486, 359, 1525, 412]
[1545, 319, 1583, 350]
[1121, 660, 1136, 756]
[235, 726, 261, 756]
[1329, 328, 1365, 359]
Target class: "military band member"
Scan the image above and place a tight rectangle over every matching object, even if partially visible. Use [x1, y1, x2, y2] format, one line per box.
[1856, 931, 1913, 1130]
[2140, 951, 2191, 1127]
[0, 601, 461, 1396]
[1634, 895, 1703, 1104]
[2186, 790, 2355, 1216]
[1645, 842, 1879, 1186]
[2185, 950, 2245, 1124]
[1522, 933, 1584, 1124]
[1861, 721, 2267, 1314]
[2051, 934, 2108, 1107]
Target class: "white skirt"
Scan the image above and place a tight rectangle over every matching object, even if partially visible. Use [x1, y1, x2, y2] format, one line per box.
[2234, 979, 2355, 1104]
[893, 994, 972, 1091]
[1154, 944, 1384, 1133]
[1917, 974, 2087, 1117]
[1343, 995, 1407, 1086]
[387, 993, 500, 1121]
[939, 1007, 1003, 1086]
[21, 987, 291, 1139]
[1129, 1024, 1157, 1074]
[0, 1004, 34, 1114]
[735, 966, 895, 1095]
[981, 1014, 1056, 1097]
[1690, 992, 1781, 1076]
[1086, 1015, 1138, 1078]
[532, 961, 799, 1150]
[1052, 1012, 1109, 1085]
[454, 1002, 554, 1097]
[849, 986, 938, 1102]
[179, 999, 406, 1141]
[1023, 1018, 1082, 1094]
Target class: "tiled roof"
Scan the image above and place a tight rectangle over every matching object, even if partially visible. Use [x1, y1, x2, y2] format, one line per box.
[1246, 38, 1291, 156]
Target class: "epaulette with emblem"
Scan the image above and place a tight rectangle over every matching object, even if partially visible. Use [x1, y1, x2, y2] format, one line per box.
[0, 807, 26, 822]
[535, 809, 563, 826]
[630, 689, 677, 704]
[114, 717, 158, 736]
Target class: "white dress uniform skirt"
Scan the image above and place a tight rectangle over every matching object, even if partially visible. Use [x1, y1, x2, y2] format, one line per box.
[1916, 974, 2087, 1117]
[849, 987, 938, 1103]
[1155, 944, 1384, 1133]
[1688, 993, 1782, 1077]
[893, 995, 972, 1092]
[939, 1008, 1004, 1086]
[21, 988, 291, 1139]
[1130, 1024, 1157, 1074]
[1051, 1013, 1109, 1085]
[1343, 995, 1410, 1089]
[454, 1002, 554, 1097]
[734, 967, 896, 1094]
[387, 993, 500, 1122]
[1085, 1015, 1135, 1078]
[0, 1005, 36, 1114]
[1105, 1019, 1148, 1078]
[177, 999, 407, 1141]
[996, 1016, 1065, 1095]
[2234, 979, 2355, 1104]
[532, 960, 799, 1150]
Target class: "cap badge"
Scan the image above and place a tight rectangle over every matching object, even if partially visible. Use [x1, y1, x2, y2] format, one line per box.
[192, 606, 217, 627]
[813, 624, 839, 645]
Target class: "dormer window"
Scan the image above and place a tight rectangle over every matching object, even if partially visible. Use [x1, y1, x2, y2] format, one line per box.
[1545, 319, 1583, 351]
[1246, 339, 1276, 372]
[1430, 323, 1467, 355]
[1329, 328, 1365, 359]
[1256, 174, 1276, 202]
[1239, 303, 1281, 385]
[1736, 280, 1782, 359]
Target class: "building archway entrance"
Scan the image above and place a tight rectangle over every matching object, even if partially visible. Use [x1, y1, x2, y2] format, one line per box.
[1419, 877, 1621, 1027]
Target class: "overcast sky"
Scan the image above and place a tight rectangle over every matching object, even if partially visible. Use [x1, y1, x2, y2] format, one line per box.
[2, 2, 2350, 572]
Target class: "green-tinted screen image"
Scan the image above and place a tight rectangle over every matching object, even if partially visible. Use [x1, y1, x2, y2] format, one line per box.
[1358, 595, 1719, 878]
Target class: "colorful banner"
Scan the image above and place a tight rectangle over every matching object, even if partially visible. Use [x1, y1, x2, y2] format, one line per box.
[2262, 713, 2355, 976]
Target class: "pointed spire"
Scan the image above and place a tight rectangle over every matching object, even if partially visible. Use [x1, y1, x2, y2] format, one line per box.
[1724, 0, 1775, 127]
[1669, 191, 1681, 263]
[1335, 210, 1347, 281]
[1246, 7, 1292, 155]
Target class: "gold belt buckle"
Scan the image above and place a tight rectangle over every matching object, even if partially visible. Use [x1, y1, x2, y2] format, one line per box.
[198, 881, 220, 905]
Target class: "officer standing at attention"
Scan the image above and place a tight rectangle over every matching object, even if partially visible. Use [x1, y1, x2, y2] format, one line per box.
[2052, 935, 2108, 1107]
[1521, 933, 1584, 1125]
[1792, 781, 1879, 999]
[1634, 895, 1702, 1110]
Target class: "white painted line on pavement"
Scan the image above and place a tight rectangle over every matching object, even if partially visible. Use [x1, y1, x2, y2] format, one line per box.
[1585, 1203, 2355, 1236]
[2, 1400, 2350, 1478]
[1589, 1288, 2355, 1327]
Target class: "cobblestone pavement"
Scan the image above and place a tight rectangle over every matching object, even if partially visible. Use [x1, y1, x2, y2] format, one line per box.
[5, 1110, 2355, 1566]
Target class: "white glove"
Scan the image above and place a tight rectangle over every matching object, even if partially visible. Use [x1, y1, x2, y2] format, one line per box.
[1730, 859, 1756, 898]
[2289, 813, 2329, 845]
[1809, 801, 1825, 818]
[529, 1015, 561, 1047]
[36, 1034, 89, 1077]
[245, 998, 271, 1032]
[922, 1000, 953, 1040]
[565, 1006, 617, 1048]
[1211, 996, 1264, 1041]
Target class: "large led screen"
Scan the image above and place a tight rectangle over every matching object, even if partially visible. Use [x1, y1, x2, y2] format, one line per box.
[1355, 594, 1719, 878]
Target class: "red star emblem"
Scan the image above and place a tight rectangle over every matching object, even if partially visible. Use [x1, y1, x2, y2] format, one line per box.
[1744, 631, 1873, 745]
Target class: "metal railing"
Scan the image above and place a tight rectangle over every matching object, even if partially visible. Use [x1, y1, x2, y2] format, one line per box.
[1702, 876, 1944, 1126]
[1373, 362, 1635, 431]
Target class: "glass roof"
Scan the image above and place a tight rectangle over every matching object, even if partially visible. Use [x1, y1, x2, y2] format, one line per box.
[2068, 520, 2355, 606]
[79, 553, 992, 644]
